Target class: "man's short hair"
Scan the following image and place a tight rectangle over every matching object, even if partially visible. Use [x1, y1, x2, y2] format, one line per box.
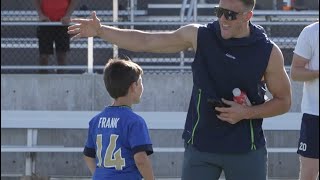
[241, 0, 256, 10]
[103, 58, 143, 99]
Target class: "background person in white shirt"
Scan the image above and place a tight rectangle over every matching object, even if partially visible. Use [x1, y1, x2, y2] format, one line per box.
[290, 21, 319, 180]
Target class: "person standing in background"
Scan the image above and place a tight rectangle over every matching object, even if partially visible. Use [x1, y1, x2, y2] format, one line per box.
[290, 21, 319, 180]
[34, 0, 78, 74]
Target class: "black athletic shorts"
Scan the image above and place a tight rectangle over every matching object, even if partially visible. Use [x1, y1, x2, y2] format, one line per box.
[297, 113, 319, 159]
[36, 26, 70, 54]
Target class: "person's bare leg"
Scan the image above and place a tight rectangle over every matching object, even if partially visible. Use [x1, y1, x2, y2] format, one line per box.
[56, 52, 66, 74]
[299, 156, 319, 180]
[39, 54, 49, 74]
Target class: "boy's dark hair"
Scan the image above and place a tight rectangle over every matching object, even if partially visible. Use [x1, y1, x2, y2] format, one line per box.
[103, 58, 143, 99]
[241, 0, 256, 10]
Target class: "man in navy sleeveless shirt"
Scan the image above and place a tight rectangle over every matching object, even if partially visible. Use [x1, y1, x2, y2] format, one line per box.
[68, 0, 292, 179]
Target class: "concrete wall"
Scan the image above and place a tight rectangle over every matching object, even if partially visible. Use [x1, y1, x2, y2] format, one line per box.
[1, 73, 303, 112]
[1, 73, 304, 178]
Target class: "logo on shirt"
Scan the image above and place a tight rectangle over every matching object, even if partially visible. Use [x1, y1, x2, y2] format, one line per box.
[225, 53, 236, 60]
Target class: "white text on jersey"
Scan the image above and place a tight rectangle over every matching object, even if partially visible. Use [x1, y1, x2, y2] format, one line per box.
[98, 117, 120, 128]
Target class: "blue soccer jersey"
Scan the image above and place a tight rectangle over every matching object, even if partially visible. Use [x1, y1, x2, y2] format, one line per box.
[84, 106, 153, 180]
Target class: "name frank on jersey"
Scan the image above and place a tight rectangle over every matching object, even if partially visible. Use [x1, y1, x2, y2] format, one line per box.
[98, 117, 120, 128]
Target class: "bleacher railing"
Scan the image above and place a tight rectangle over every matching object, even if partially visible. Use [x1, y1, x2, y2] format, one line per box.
[1, 9, 319, 74]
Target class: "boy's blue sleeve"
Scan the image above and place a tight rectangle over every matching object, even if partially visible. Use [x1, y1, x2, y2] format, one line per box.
[85, 120, 95, 148]
[128, 118, 153, 155]
[84, 120, 96, 158]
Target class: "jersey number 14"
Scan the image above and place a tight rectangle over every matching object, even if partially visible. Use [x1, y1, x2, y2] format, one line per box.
[96, 134, 125, 170]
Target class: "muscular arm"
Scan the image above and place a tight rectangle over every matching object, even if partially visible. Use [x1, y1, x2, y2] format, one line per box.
[217, 44, 292, 123]
[97, 24, 198, 53]
[134, 151, 154, 180]
[68, 12, 199, 53]
[246, 43, 292, 119]
[290, 53, 319, 81]
[83, 155, 96, 175]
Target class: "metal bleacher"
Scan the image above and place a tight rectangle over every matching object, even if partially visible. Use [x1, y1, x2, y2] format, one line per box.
[1, 1, 319, 73]
[1, 10, 147, 22]
[1, 110, 303, 178]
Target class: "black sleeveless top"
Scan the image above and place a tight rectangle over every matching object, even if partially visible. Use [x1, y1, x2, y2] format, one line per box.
[182, 21, 273, 153]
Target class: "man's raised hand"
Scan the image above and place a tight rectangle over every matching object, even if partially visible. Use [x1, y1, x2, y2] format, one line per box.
[68, 11, 102, 40]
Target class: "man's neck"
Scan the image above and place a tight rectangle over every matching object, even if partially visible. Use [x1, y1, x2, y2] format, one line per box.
[234, 23, 250, 38]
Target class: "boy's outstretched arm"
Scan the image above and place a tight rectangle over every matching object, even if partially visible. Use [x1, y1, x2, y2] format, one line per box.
[134, 151, 154, 180]
[83, 155, 96, 175]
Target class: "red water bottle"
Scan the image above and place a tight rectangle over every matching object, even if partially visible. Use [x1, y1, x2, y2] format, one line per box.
[232, 88, 252, 106]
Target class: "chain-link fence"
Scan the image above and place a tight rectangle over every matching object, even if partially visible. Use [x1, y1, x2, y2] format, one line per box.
[1, 0, 319, 74]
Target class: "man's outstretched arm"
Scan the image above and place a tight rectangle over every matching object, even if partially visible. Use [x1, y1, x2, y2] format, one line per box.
[68, 11, 198, 53]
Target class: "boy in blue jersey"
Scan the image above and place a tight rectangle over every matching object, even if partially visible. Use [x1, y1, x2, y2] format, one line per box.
[83, 58, 154, 180]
